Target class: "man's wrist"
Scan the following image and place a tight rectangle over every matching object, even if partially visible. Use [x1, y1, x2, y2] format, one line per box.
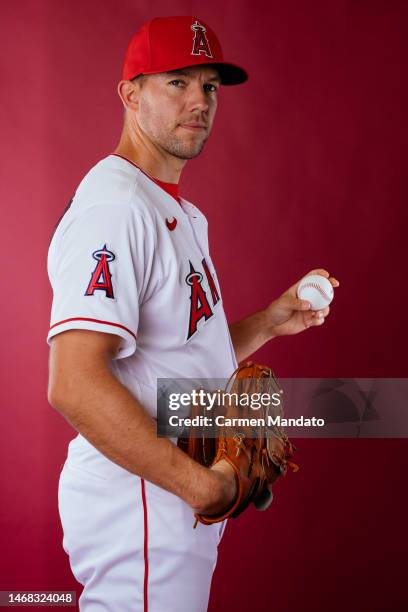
[258, 308, 277, 342]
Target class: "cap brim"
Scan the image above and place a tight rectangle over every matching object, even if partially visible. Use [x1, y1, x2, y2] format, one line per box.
[128, 61, 248, 86]
[211, 62, 248, 86]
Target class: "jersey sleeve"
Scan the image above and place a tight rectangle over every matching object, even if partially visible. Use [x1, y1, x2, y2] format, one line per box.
[47, 203, 154, 359]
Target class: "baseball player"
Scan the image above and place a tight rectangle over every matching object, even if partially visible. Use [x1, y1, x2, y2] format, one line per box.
[47, 15, 339, 612]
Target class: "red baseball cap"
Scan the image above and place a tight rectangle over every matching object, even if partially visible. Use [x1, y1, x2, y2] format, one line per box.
[122, 16, 248, 86]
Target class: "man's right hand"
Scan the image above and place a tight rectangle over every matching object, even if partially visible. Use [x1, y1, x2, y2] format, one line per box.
[192, 460, 237, 516]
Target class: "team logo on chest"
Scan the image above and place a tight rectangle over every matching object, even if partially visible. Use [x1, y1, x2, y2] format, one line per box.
[85, 244, 115, 299]
[165, 217, 177, 231]
[186, 258, 221, 340]
[191, 20, 213, 58]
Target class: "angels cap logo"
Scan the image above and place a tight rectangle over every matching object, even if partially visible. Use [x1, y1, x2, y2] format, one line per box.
[85, 244, 115, 298]
[191, 20, 213, 58]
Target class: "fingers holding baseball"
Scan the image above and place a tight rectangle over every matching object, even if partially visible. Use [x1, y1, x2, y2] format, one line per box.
[265, 269, 339, 338]
[304, 305, 330, 328]
[296, 270, 340, 312]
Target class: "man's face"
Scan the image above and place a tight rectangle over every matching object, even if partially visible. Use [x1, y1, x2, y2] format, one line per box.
[134, 65, 220, 160]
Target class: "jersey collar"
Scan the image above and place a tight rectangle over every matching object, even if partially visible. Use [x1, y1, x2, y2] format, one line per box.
[110, 153, 181, 205]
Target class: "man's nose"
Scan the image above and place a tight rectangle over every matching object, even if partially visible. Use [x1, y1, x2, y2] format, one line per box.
[187, 82, 209, 113]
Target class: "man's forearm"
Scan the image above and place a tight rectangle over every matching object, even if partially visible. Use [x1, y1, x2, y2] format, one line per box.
[49, 362, 224, 512]
[229, 309, 275, 363]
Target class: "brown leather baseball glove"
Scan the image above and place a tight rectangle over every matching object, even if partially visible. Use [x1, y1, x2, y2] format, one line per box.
[178, 361, 298, 526]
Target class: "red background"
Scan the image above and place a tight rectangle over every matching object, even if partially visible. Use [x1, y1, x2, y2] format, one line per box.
[1, 1, 407, 610]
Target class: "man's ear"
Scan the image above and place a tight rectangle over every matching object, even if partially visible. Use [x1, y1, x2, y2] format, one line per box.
[117, 79, 142, 112]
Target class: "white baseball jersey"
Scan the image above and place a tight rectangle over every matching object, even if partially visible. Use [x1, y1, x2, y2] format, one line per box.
[47, 153, 237, 415]
[47, 153, 236, 612]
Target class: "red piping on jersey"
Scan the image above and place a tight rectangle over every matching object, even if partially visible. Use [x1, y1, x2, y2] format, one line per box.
[111, 153, 181, 205]
[49, 317, 137, 341]
[141, 479, 149, 612]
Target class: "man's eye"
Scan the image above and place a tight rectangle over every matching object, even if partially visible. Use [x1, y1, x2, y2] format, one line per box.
[169, 79, 184, 87]
[204, 84, 218, 93]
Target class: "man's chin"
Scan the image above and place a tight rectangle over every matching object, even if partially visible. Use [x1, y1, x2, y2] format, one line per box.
[177, 147, 205, 160]
[167, 141, 207, 160]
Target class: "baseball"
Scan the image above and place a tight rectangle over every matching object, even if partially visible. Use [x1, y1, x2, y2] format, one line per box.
[297, 274, 334, 311]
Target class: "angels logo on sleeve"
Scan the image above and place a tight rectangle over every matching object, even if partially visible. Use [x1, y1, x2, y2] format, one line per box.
[85, 244, 116, 299]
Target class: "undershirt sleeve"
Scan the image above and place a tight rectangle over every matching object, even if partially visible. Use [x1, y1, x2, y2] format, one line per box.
[47, 202, 154, 359]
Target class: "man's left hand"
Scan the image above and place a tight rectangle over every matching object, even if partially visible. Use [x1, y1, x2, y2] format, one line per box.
[265, 268, 340, 338]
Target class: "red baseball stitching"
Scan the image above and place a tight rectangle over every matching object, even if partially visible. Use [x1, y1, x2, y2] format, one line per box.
[301, 282, 331, 302]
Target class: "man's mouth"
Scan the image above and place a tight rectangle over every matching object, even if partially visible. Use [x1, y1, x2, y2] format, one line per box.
[179, 123, 207, 131]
